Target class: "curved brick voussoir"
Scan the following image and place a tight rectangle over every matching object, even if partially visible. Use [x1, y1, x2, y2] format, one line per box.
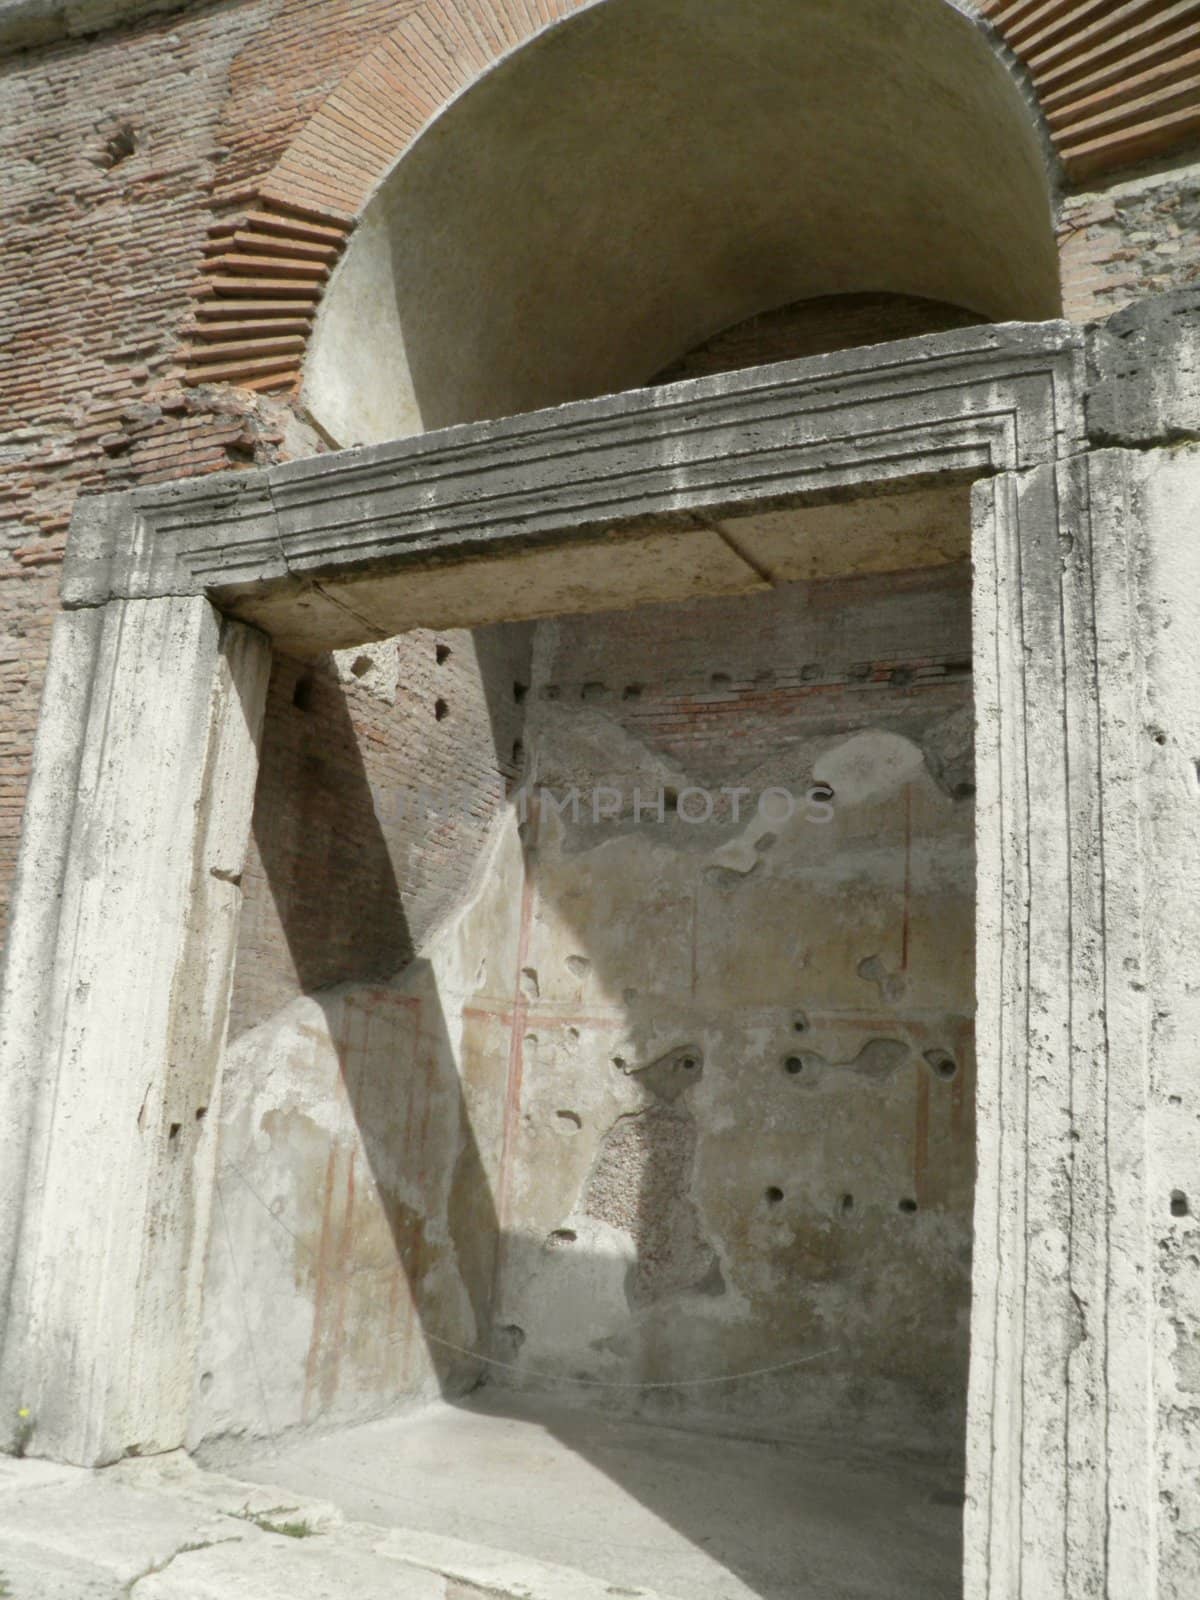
[180, 0, 1200, 396]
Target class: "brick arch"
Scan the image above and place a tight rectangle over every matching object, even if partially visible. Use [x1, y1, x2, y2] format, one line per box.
[183, 0, 1200, 395]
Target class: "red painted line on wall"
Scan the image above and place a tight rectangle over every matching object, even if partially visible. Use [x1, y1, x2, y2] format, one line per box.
[461, 1004, 623, 1031]
[901, 782, 913, 973]
[323, 1146, 356, 1413]
[363, 989, 422, 1014]
[387, 1259, 406, 1389]
[951, 1018, 973, 1142]
[302, 1144, 339, 1424]
[496, 797, 541, 1240]
[690, 886, 699, 996]
[914, 1066, 930, 1209]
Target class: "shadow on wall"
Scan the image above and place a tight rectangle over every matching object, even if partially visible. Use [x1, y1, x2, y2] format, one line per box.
[198, 570, 975, 1600]
[207, 622, 534, 1419]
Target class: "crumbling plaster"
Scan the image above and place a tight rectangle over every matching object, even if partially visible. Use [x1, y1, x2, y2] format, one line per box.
[194, 567, 977, 1458]
[488, 573, 976, 1451]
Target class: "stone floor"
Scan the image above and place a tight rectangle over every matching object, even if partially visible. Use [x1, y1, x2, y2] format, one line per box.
[0, 1392, 963, 1598]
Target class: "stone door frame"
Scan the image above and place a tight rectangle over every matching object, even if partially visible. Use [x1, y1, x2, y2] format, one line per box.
[0, 321, 1161, 1598]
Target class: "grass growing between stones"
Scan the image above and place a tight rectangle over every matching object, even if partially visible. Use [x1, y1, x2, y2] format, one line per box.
[232, 1505, 319, 1539]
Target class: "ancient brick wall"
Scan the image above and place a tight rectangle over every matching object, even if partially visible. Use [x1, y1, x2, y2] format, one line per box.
[4, 0, 1200, 970]
[230, 625, 531, 1038]
[531, 565, 973, 797]
[1059, 159, 1200, 323]
[0, 0, 492, 943]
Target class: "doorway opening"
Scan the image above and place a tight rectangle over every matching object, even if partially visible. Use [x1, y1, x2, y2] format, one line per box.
[196, 464, 976, 1600]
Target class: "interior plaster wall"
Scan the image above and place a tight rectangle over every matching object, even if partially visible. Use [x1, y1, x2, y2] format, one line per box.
[191, 831, 525, 1451]
[489, 566, 976, 1453]
[194, 555, 976, 1460]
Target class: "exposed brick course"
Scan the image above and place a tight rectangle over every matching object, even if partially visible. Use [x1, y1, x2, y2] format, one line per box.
[0, 1, 420, 927]
[4, 0, 1200, 952]
[1059, 161, 1200, 321]
[230, 625, 530, 1036]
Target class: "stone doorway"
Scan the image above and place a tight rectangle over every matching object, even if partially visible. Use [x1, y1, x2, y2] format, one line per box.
[2, 320, 1167, 1600]
[193, 523, 979, 1599]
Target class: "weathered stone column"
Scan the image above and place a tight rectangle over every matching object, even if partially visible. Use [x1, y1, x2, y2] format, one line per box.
[0, 594, 270, 1466]
[1088, 443, 1200, 1600]
[967, 430, 1200, 1595]
[967, 457, 1106, 1600]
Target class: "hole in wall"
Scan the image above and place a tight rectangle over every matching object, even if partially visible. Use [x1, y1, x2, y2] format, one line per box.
[1171, 1191, 1190, 1217]
[840, 1193, 855, 1215]
[793, 1013, 809, 1033]
[622, 683, 643, 701]
[924, 1048, 958, 1081]
[434, 698, 449, 721]
[555, 1110, 582, 1132]
[168, 1123, 182, 1142]
[548, 1229, 578, 1246]
[899, 1198, 919, 1214]
[765, 1186, 784, 1206]
[784, 1056, 805, 1076]
[195, 1106, 208, 1122]
[513, 681, 528, 702]
[436, 642, 452, 664]
[97, 121, 137, 169]
[292, 676, 314, 711]
[349, 654, 372, 678]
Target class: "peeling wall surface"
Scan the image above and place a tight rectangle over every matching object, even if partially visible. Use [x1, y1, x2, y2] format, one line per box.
[490, 568, 976, 1452]
[195, 558, 975, 1461]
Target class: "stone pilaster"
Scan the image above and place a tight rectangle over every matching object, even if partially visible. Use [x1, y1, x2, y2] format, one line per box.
[0, 595, 270, 1465]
